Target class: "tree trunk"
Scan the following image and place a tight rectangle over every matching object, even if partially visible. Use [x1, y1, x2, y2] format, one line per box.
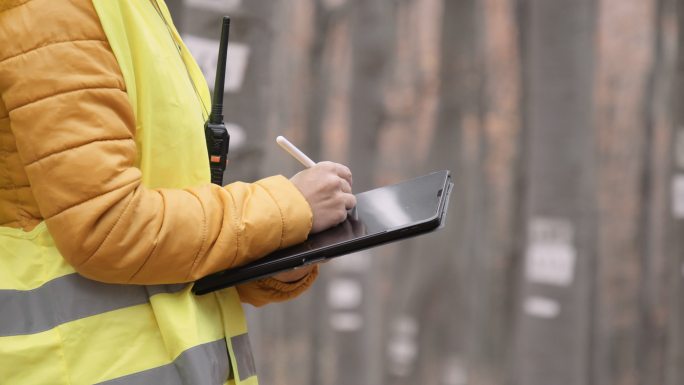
[511, 1, 597, 384]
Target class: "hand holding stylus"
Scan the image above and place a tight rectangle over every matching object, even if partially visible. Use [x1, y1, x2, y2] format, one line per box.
[272, 136, 355, 283]
[280, 136, 356, 233]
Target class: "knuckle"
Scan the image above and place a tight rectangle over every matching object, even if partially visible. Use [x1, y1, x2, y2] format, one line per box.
[337, 209, 347, 222]
[327, 174, 341, 187]
[336, 190, 348, 201]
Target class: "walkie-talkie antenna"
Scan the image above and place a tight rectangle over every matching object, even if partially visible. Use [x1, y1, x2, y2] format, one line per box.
[210, 17, 230, 124]
[205, 16, 231, 185]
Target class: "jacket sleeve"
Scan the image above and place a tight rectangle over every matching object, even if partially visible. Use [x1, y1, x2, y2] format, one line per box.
[0, 1, 316, 295]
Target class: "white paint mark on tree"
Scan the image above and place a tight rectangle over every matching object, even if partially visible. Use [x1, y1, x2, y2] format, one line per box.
[524, 296, 561, 319]
[525, 218, 576, 286]
[328, 278, 363, 309]
[182, 34, 250, 93]
[330, 312, 363, 332]
[185, 0, 241, 12]
[387, 316, 419, 377]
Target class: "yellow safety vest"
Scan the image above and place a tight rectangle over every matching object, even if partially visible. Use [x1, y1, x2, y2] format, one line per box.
[0, 1, 257, 384]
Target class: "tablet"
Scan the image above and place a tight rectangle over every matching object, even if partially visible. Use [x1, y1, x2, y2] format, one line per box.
[192, 170, 453, 295]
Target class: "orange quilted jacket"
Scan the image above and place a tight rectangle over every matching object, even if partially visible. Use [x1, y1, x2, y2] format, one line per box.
[0, 0, 317, 306]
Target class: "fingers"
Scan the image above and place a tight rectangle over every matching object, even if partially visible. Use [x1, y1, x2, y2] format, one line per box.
[333, 170, 354, 209]
[319, 161, 353, 186]
[331, 165, 354, 210]
[340, 178, 352, 194]
[336, 209, 348, 224]
[342, 192, 356, 210]
[335, 164, 353, 186]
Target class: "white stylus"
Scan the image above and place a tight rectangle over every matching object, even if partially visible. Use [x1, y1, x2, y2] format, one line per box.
[276, 135, 316, 168]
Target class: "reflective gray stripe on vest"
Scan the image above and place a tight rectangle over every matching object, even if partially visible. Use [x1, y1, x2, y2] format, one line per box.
[0, 272, 186, 336]
[96, 338, 231, 385]
[231, 333, 257, 380]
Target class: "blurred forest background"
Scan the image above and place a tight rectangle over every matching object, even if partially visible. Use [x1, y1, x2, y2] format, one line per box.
[167, 0, 683, 384]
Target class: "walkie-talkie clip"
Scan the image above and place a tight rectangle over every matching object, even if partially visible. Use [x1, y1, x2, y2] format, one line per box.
[205, 16, 231, 186]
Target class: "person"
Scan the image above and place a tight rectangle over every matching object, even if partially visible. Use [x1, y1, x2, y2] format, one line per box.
[0, 1, 355, 384]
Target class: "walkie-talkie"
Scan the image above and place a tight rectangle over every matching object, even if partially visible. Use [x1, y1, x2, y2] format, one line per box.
[205, 17, 231, 186]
